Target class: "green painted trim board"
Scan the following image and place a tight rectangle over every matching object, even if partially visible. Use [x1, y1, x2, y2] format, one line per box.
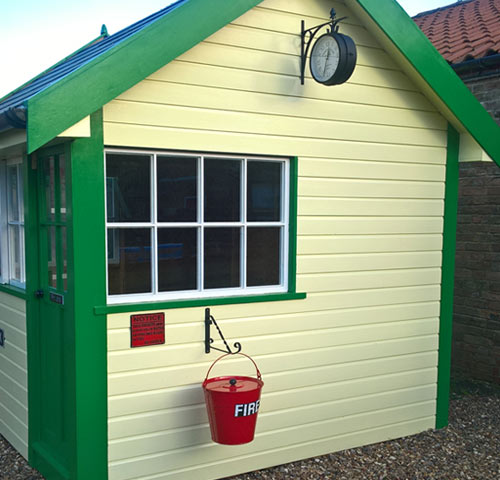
[0, 283, 26, 299]
[69, 110, 108, 478]
[24, 150, 40, 467]
[436, 124, 459, 429]
[96, 292, 306, 315]
[288, 157, 299, 294]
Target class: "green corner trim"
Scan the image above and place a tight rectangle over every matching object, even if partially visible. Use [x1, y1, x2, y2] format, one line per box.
[24, 149, 42, 471]
[353, 0, 500, 166]
[26, 0, 263, 153]
[436, 124, 459, 429]
[0, 283, 26, 299]
[95, 292, 306, 315]
[70, 110, 108, 478]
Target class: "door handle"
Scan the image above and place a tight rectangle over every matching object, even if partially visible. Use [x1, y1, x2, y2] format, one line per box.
[35, 289, 44, 299]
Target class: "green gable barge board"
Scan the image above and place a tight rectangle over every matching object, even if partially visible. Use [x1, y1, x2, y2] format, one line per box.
[25, 0, 263, 153]
[350, 0, 500, 166]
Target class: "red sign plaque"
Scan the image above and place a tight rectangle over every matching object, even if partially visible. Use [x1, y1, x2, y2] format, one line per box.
[130, 313, 165, 348]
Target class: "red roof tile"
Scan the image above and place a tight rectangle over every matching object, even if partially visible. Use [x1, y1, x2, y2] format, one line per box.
[414, 0, 500, 63]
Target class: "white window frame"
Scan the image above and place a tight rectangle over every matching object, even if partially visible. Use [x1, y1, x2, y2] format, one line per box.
[105, 149, 289, 304]
[0, 158, 25, 288]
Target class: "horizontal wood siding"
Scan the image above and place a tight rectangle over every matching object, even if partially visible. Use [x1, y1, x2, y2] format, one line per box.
[0, 292, 28, 458]
[104, 0, 447, 478]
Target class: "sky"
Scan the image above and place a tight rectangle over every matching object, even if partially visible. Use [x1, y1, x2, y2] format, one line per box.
[0, 0, 456, 99]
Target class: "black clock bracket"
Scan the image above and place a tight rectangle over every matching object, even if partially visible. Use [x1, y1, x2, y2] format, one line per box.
[300, 8, 357, 86]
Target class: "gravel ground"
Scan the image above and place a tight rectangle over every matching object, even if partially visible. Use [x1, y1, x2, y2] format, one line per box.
[1, 377, 499, 480]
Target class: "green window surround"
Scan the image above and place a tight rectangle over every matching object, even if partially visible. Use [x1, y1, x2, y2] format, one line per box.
[100, 153, 304, 314]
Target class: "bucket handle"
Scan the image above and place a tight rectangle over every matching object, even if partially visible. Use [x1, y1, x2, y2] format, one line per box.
[204, 353, 262, 384]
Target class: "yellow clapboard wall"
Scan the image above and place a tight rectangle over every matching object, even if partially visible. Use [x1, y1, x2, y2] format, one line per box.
[0, 293, 28, 459]
[104, 0, 447, 478]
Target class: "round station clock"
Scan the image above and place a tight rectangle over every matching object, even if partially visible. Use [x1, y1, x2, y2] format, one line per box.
[309, 32, 357, 86]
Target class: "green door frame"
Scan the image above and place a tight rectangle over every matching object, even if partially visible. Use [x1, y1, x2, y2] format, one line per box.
[25, 110, 107, 479]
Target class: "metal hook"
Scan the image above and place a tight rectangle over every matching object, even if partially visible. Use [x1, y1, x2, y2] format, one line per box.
[204, 308, 242, 354]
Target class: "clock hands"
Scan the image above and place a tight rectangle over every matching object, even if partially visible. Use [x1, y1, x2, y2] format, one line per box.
[323, 47, 331, 76]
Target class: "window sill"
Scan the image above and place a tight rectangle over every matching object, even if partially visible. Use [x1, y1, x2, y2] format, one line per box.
[94, 291, 306, 315]
[0, 283, 27, 299]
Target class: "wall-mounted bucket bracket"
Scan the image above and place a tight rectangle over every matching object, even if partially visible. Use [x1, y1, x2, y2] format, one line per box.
[205, 308, 242, 354]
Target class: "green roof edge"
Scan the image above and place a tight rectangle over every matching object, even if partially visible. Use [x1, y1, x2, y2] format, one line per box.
[26, 0, 263, 153]
[0, 32, 107, 106]
[352, 0, 500, 167]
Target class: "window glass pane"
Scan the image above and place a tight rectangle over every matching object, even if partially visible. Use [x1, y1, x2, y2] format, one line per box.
[44, 156, 55, 222]
[157, 156, 197, 222]
[8, 166, 19, 222]
[204, 158, 241, 222]
[158, 228, 197, 292]
[47, 226, 57, 288]
[107, 228, 152, 295]
[18, 166, 24, 222]
[106, 154, 151, 222]
[9, 226, 22, 282]
[247, 227, 281, 286]
[204, 228, 240, 289]
[247, 161, 282, 222]
[62, 226, 68, 292]
[59, 155, 66, 222]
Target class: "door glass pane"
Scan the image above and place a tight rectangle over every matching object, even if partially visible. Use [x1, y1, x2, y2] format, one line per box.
[48, 226, 57, 288]
[59, 155, 66, 222]
[204, 228, 240, 289]
[7, 166, 19, 221]
[106, 154, 151, 222]
[9, 226, 21, 281]
[61, 226, 68, 292]
[157, 156, 198, 222]
[107, 228, 152, 295]
[44, 157, 56, 222]
[158, 228, 197, 292]
[204, 158, 241, 222]
[247, 227, 281, 287]
[247, 161, 282, 222]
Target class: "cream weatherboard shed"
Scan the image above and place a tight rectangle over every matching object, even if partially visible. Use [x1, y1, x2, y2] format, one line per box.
[0, 0, 499, 479]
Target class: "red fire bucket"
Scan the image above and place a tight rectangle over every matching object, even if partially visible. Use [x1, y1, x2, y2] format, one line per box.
[202, 353, 264, 445]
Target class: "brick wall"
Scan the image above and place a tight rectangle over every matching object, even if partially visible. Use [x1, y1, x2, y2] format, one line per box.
[453, 161, 500, 383]
[464, 75, 500, 126]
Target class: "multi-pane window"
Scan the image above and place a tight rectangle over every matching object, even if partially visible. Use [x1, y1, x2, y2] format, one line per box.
[105, 150, 289, 303]
[0, 159, 25, 288]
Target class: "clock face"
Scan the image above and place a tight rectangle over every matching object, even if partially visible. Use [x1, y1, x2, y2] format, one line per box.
[310, 34, 340, 84]
[308, 32, 357, 86]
